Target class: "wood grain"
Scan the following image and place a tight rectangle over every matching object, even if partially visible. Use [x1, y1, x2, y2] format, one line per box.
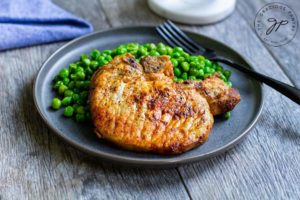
[0, 0, 299, 199]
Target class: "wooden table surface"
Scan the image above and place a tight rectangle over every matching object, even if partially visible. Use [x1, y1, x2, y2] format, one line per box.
[0, 0, 299, 199]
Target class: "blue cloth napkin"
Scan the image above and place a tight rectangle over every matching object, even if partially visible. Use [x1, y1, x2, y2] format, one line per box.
[0, 0, 93, 51]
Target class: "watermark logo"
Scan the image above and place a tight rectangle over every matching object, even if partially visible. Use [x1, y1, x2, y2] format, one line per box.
[254, 2, 298, 46]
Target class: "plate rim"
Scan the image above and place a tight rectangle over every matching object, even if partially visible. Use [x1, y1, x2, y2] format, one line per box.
[33, 26, 264, 167]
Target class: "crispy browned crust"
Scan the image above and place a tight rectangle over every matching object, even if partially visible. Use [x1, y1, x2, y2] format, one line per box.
[90, 54, 214, 154]
[198, 74, 241, 116]
[169, 76, 241, 116]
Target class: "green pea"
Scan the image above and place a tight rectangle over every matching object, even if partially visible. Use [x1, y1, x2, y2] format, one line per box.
[212, 63, 218, 69]
[143, 43, 150, 49]
[181, 62, 190, 72]
[173, 77, 179, 82]
[181, 72, 188, 80]
[70, 74, 77, 80]
[82, 58, 91, 66]
[190, 61, 199, 69]
[76, 113, 86, 122]
[75, 81, 85, 89]
[64, 106, 74, 117]
[204, 67, 215, 74]
[188, 56, 198, 63]
[126, 43, 139, 49]
[145, 43, 154, 50]
[72, 93, 80, 102]
[137, 47, 148, 57]
[105, 55, 112, 62]
[90, 49, 100, 60]
[68, 81, 75, 89]
[198, 55, 205, 61]
[198, 69, 204, 77]
[177, 78, 184, 82]
[76, 106, 85, 114]
[166, 46, 173, 55]
[80, 54, 88, 61]
[148, 43, 157, 51]
[58, 85, 68, 95]
[76, 71, 85, 80]
[157, 46, 167, 55]
[182, 52, 190, 59]
[53, 81, 63, 90]
[224, 112, 231, 119]
[127, 50, 138, 57]
[189, 76, 197, 80]
[205, 59, 212, 67]
[98, 57, 108, 66]
[103, 50, 112, 55]
[75, 66, 84, 73]
[189, 68, 199, 77]
[157, 43, 165, 49]
[64, 90, 73, 97]
[149, 50, 160, 56]
[62, 77, 70, 85]
[171, 52, 181, 58]
[51, 98, 61, 110]
[59, 68, 69, 78]
[170, 58, 178, 67]
[127, 43, 139, 55]
[177, 56, 185, 64]
[173, 47, 184, 53]
[69, 63, 77, 73]
[90, 61, 99, 70]
[216, 65, 224, 72]
[223, 70, 232, 78]
[116, 46, 127, 55]
[204, 67, 211, 74]
[85, 67, 93, 76]
[220, 74, 227, 81]
[174, 67, 182, 77]
[226, 81, 232, 87]
[61, 96, 72, 106]
[198, 60, 205, 69]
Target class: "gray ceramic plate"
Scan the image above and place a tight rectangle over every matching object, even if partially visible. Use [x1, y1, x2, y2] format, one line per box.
[34, 27, 263, 167]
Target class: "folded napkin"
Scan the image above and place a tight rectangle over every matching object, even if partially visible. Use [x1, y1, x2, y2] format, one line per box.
[0, 0, 93, 51]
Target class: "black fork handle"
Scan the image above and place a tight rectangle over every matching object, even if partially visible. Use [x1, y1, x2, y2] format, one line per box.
[212, 57, 300, 105]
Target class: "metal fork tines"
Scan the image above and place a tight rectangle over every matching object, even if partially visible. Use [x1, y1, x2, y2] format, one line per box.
[156, 20, 214, 57]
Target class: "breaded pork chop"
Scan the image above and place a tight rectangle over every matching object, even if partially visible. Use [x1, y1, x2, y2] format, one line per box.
[89, 54, 240, 154]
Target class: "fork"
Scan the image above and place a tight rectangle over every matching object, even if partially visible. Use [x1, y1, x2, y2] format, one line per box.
[156, 20, 300, 105]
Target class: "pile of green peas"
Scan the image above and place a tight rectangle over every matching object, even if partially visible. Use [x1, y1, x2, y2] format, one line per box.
[51, 43, 232, 122]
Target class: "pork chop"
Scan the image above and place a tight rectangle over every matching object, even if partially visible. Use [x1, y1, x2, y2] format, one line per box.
[89, 53, 240, 154]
